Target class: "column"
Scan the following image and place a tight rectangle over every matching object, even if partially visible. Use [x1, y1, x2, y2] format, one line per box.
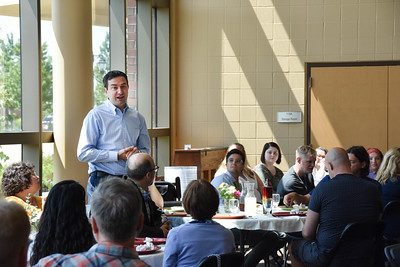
[52, 0, 93, 189]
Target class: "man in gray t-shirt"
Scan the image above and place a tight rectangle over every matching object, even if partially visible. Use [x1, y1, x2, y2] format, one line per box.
[277, 145, 316, 197]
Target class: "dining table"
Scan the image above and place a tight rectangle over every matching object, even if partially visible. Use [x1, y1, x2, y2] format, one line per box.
[168, 211, 306, 232]
[139, 245, 165, 266]
[167, 208, 307, 254]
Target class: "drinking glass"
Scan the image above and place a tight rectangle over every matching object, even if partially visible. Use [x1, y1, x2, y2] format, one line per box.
[229, 199, 240, 214]
[272, 193, 280, 209]
[263, 198, 272, 214]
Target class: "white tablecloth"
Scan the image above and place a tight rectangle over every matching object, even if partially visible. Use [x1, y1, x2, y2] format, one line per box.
[139, 245, 165, 266]
[169, 212, 306, 233]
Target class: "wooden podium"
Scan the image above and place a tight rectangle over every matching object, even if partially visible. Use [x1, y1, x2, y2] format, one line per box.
[172, 147, 227, 182]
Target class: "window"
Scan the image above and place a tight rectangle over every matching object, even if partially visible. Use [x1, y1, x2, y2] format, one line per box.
[0, 0, 171, 188]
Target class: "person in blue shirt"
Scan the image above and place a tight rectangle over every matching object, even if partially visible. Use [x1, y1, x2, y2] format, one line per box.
[211, 149, 244, 204]
[163, 179, 235, 267]
[77, 70, 151, 203]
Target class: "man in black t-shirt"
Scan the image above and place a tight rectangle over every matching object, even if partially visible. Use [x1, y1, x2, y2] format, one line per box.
[277, 145, 316, 197]
[290, 147, 382, 266]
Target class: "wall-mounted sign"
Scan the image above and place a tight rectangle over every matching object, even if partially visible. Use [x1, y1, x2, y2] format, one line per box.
[277, 111, 302, 123]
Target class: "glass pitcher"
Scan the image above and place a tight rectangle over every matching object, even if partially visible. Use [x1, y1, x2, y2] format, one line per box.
[244, 182, 257, 215]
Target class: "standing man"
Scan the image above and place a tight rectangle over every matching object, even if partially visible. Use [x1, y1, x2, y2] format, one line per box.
[289, 148, 382, 266]
[277, 145, 316, 197]
[77, 70, 151, 202]
[126, 153, 171, 238]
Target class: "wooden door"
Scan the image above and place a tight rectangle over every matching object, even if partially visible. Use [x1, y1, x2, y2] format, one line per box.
[388, 66, 400, 149]
[309, 66, 388, 151]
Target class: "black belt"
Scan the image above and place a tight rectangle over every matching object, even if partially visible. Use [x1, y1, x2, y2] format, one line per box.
[89, 171, 127, 188]
[90, 170, 125, 178]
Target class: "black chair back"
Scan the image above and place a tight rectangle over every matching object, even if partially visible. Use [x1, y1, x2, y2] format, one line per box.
[196, 252, 244, 267]
[327, 220, 385, 267]
[383, 200, 400, 217]
[155, 177, 182, 207]
[155, 181, 177, 201]
[382, 200, 400, 244]
[385, 243, 400, 267]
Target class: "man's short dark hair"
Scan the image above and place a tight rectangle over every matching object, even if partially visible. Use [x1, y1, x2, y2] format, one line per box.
[126, 156, 153, 181]
[226, 149, 245, 163]
[90, 178, 142, 243]
[0, 200, 30, 266]
[183, 179, 219, 220]
[346, 146, 370, 177]
[103, 70, 128, 89]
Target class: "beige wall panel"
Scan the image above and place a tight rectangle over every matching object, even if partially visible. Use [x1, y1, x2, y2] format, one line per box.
[310, 66, 388, 151]
[388, 66, 400, 148]
[171, 0, 399, 171]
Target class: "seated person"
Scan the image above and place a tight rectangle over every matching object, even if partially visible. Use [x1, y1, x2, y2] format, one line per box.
[163, 180, 235, 267]
[253, 141, 284, 193]
[312, 147, 328, 186]
[347, 146, 381, 190]
[277, 145, 316, 198]
[376, 148, 400, 242]
[212, 149, 245, 203]
[126, 153, 171, 237]
[289, 148, 382, 266]
[35, 178, 149, 266]
[284, 146, 382, 206]
[367, 148, 383, 179]
[29, 180, 96, 265]
[0, 200, 31, 267]
[1, 162, 42, 220]
[212, 149, 287, 266]
[215, 143, 263, 202]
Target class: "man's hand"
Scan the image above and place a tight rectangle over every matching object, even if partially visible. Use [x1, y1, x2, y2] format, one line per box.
[118, 146, 139, 160]
[160, 220, 171, 237]
[283, 192, 297, 207]
[283, 192, 311, 206]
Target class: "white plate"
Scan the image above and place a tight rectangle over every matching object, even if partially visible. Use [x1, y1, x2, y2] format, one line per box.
[170, 206, 185, 212]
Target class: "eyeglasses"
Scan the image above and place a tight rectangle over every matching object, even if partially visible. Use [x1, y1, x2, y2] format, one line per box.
[149, 166, 159, 173]
[228, 158, 243, 164]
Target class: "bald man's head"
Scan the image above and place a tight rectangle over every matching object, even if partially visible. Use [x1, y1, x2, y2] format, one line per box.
[325, 147, 352, 178]
[126, 153, 154, 181]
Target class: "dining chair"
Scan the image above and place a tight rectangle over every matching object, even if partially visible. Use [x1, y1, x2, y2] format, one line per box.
[382, 200, 400, 245]
[385, 243, 400, 267]
[326, 220, 385, 267]
[155, 176, 182, 207]
[196, 252, 244, 267]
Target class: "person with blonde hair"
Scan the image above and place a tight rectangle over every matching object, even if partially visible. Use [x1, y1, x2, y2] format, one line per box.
[367, 148, 383, 179]
[277, 145, 316, 197]
[376, 147, 400, 242]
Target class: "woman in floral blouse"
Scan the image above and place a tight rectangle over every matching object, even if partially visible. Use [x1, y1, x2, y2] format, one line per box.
[253, 142, 283, 193]
[1, 162, 42, 220]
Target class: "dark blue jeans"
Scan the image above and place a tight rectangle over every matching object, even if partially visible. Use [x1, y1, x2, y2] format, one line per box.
[87, 171, 125, 203]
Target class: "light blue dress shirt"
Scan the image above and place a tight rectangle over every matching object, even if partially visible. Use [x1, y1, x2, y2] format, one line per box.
[77, 99, 150, 175]
[211, 172, 241, 204]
